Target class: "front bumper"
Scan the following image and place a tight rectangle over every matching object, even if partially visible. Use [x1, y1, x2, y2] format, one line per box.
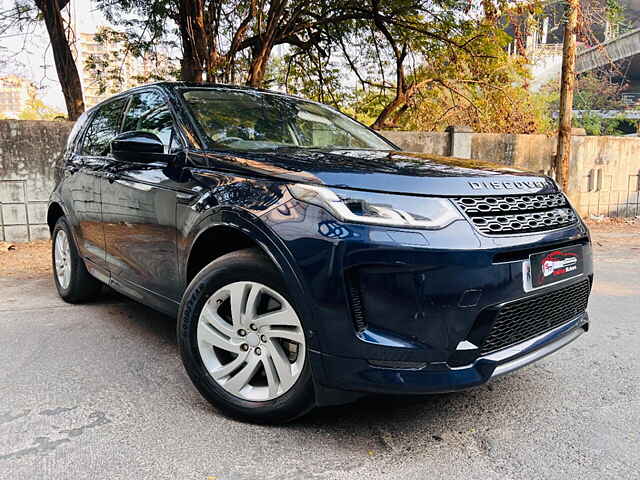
[312, 312, 588, 397]
[262, 200, 593, 402]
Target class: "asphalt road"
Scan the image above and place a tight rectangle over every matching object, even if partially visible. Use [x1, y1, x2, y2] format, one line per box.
[1, 237, 638, 479]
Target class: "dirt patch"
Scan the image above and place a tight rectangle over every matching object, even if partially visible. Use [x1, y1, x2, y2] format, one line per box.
[0, 240, 52, 279]
[585, 217, 640, 234]
[586, 220, 640, 250]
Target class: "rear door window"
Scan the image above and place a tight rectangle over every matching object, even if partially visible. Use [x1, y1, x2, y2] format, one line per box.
[80, 98, 127, 157]
[67, 111, 90, 152]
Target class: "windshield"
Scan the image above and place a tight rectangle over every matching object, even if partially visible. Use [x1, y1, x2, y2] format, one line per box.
[181, 88, 393, 151]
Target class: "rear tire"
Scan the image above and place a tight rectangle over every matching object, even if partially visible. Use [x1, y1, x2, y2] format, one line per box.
[52, 217, 102, 303]
[178, 248, 315, 424]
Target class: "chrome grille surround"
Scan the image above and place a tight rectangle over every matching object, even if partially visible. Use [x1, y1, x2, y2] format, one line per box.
[453, 193, 578, 235]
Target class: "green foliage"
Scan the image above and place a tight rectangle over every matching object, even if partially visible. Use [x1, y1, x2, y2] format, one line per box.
[269, 6, 546, 134]
[536, 72, 636, 136]
[267, 54, 354, 109]
[541, 72, 626, 112]
[573, 112, 637, 136]
[606, 0, 630, 34]
[395, 30, 545, 133]
[91, 0, 548, 134]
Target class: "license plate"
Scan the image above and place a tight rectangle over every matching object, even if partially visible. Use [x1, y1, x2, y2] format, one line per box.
[527, 245, 583, 289]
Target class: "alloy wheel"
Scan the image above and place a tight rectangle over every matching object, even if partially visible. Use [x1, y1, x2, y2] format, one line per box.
[54, 229, 71, 289]
[196, 281, 306, 401]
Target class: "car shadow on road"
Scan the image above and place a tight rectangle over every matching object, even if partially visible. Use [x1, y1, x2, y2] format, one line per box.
[91, 284, 179, 344]
[282, 372, 551, 456]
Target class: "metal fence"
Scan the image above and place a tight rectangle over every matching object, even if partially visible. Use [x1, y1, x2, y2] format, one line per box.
[579, 168, 640, 217]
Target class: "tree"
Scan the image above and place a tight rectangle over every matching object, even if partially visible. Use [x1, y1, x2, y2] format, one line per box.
[84, 27, 178, 98]
[34, 0, 84, 119]
[555, 0, 579, 191]
[94, 0, 263, 83]
[573, 73, 626, 111]
[1, 0, 84, 120]
[175, 0, 262, 83]
[396, 55, 544, 134]
[538, 71, 632, 136]
[541, 71, 627, 112]
[274, 0, 539, 131]
[95, 0, 360, 86]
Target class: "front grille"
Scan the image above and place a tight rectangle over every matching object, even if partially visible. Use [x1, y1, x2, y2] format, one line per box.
[480, 279, 591, 355]
[453, 193, 578, 235]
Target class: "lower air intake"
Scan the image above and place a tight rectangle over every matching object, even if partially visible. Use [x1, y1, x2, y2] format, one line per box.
[480, 279, 591, 355]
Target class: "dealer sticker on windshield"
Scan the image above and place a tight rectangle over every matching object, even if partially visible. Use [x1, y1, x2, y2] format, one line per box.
[527, 245, 583, 289]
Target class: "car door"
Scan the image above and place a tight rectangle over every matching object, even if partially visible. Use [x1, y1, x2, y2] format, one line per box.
[101, 89, 185, 307]
[60, 98, 127, 280]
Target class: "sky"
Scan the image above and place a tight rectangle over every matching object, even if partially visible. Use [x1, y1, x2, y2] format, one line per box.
[0, 0, 105, 111]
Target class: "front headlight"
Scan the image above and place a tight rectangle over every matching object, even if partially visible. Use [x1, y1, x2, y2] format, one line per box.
[288, 184, 462, 229]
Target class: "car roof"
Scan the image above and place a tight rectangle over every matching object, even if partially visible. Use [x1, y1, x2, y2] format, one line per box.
[86, 81, 313, 113]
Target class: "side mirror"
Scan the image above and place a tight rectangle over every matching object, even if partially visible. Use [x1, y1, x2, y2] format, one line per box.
[111, 131, 166, 163]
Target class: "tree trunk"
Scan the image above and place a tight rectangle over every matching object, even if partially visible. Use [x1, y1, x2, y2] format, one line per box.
[247, 41, 274, 87]
[371, 51, 408, 130]
[371, 92, 407, 130]
[178, 0, 208, 82]
[180, 48, 203, 82]
[370, 8, 410, 130]
[246, 0, 286, 88]
[35, 0, 84, 120]
[555, 0, 579, 191]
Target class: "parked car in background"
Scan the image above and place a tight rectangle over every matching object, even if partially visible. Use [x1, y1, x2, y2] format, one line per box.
[48, 82, 593, 423]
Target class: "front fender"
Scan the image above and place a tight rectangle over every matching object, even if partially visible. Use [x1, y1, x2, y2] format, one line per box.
[179, 206, 322, 351]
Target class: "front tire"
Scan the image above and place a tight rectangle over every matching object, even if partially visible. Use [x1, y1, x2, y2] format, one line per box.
[52, 217, 102, 303]
[178, 248, 314, 424]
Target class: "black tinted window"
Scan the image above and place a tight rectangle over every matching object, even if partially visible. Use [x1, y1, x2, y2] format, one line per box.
[81, 98, 127, 156]
[123, 91, 179, 153]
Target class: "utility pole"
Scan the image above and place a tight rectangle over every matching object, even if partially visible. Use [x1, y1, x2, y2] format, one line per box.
[555, 0, 579, 191]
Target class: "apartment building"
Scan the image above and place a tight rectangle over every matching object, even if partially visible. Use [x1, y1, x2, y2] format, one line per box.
[0, 75, 37, 118]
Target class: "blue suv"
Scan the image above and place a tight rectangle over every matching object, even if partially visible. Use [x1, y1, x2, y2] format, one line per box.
[48, 83, 592, 423]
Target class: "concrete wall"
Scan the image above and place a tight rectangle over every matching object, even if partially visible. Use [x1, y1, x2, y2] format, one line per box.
[382, 131, 450, 156]
[470, 133, 557, 174]
[1, 121, 638, 242]
[382, 131, 559, 173]
[573, 136, 640, 217]
[0, 120, 73, 242]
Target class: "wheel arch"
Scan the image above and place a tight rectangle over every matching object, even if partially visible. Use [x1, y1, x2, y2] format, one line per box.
[47, 202, 66, 234]
[185, 224, 259, 284]
[183, 210, 317, 346]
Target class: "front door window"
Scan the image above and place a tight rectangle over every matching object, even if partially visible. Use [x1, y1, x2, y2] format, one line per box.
[122, 91, 181, 154]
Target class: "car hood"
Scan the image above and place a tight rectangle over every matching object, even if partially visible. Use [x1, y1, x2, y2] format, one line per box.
[194, 148, 557, 196]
